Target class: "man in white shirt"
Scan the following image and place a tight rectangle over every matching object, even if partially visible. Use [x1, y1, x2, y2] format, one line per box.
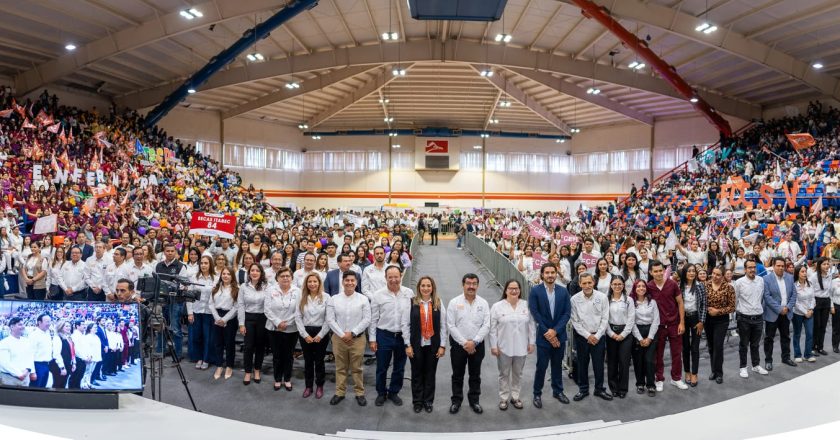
[326, 272, 371, 406]
[369, 266, 415, 406]
[86, 241, 111, 302]
[29, 313, 61, 388]
[429, 216, 440, 246]
[362, 246, 388, 300]
[0, 317, 36, 386]
[776, 232, 802, 263]
[293, 252, 321, 289]
[446, 273, 490, 414]
[734, 260, 770, 378]
[59, 247, 89, 301]
[570, 273, 612, 401]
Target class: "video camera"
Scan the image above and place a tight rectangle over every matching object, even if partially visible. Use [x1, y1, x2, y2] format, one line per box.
[137, 273, 201, 303]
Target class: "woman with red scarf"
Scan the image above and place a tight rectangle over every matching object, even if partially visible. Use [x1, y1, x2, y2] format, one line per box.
[401, 276, 447, 413]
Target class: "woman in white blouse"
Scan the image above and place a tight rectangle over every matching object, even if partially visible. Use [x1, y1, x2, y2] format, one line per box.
[401, 276, 447, 413]
[605, 277, 635, 399]
[489, 279, 535, 411]
[210, 267, 239, 380]
[187, 255, 217, 370]
[237, 263, 268, 385]
[82, 323, 102, 389]
[21, 242, 48, 300]
[630, 279, 659, 396]
[792, 265, 816, 362]
[180, 248, 200, 279]
[265, 267, 300, 391]
[809, 258, 833, 355]
[295, 272, 331, 399]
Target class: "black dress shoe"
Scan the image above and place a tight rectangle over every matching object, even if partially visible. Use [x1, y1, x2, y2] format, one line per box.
[553, 393, 570, 404]
[449, 403, 460, 414]
[765, 362, 773, 371]
[812, 349, 821, 357]
[356, 396, 367, 406]
[424, 403, 433, 413]
[375, 394, 387, 406]
[818, 349, 828, 356]
[617, 392, 626, 399]
[834, 347, 839, 354]
[329, 395, 345, 405]
[573, 392, 589, 401]
[533, 396, 543, 409]
[636, 386, 645, 394]
[782, 359, 797, 367]
[594, 390, 613, 401]
[274, 384, 282, 391]
[388, 394, 403, 406]
[413, 404, 423, 413]
[469, 403, 483, 414]
[708, 373, 718, 381]
[715, 376, 724, 384]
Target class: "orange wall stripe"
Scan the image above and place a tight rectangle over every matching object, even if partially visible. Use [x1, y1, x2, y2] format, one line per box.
[262, 190, 623, 201]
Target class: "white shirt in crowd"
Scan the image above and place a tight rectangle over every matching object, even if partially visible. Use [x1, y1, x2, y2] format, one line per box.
[208, 285, 238, 323]
[794, 282, 815, 316]
[295, 293, 331, 339]
[237, 281, 268, 323]
[734, 275, 765, 315]
[56, 260, 88, 293]
[0, 334, 34, 378]
[489, 299, 536, 357]
[327, 291, 371, 337]
[571, 290, 609, 339]
[446, 294, 491, 346]
[29, 327, 61, 366]
[632, 298, 660, 340]
[85, 254, 110, 291]
[293, 268, 324, 289]
[400, 299, 448, 348]
[362, 264, 388, 299]
[264, 286, 300, 333]
[368, 285, 415, 342]
[186, 273, 218, 315]
[606, 294, 636, 339]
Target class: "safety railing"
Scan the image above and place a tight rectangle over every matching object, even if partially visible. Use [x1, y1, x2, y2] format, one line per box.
[402, 229, 420, 288]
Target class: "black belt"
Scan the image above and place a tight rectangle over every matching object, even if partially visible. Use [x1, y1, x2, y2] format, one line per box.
[378, 329, 403, 338]
[736, 312, 763, 321]
[609, 324, 626, 333]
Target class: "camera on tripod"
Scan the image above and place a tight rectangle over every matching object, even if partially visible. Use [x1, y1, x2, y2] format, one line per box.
[137, 273, 200, 331]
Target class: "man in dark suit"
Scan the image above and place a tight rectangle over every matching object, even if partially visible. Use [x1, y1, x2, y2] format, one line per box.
[763, 256, 797, 371]
[92, 316, 109, 383]
[529, 262, 572, 408]
[325, 252, 361, 296]
[66, 234, 94, 261]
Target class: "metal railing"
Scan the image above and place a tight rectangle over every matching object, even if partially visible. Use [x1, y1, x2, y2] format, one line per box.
[402, 229, 420, 288]
[464, 232, 574, 370]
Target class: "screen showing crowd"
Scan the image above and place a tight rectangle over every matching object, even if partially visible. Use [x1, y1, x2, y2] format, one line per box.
[0, 300, 142, 392]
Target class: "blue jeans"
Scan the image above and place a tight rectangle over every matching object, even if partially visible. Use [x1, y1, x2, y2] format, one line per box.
[375, 329, 407, 396]
[792, 313, 814, 358]
[456, 234, 463, 248]
[533, 342, 565, 396]
[188, 313, 217, 364]
[158, 302, 185, 359]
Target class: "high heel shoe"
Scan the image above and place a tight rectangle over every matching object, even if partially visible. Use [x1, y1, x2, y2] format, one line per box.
[224, 367, 233, 380]
[274, 383, 282, 391]
[213, 367, 222, 380]
[253, 371, 261, 384]
[243, 373, 251, 386]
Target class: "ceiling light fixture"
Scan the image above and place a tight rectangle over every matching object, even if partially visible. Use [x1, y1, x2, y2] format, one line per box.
[489, 118, 499, 124]
[381, 31, 399, 41]
[479, 68, 494, 77]
[285, 82, 301, 89]
[480, 133, 490, 138]
[311, 135, 322, 140]
[628, 61, 646, 70]
[690, 97, 699, 103]
[388, 131, 398, 137]
[392, 144, 401, 148]
[586, 87, 601, 95]
[65, 43, 77, 51]
[813, 62, 824, 69]
[298, 123, 309, 129]
[180, 8, 203, 20]
[384, 117, 394, 123]
[246, 52, 265, 62]
[494, 33, 512, 43]
[392, 67, 407, 76]
[187, 88, 196, 94]
[498, 100, 512, 108]
[570, 128, 581, 134]
[473, 145, 483, 150]
[379, 98, 390, 104]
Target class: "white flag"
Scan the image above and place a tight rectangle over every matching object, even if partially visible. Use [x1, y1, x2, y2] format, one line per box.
[811, 196, 823, 214]
[33, 214, 57, 234]
[718, 194, 730, 212]
[699, 224, 710, 243]
[665, 230, 678, 251]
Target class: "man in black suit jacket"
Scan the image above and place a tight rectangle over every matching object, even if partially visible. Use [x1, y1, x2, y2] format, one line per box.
[66, 234, 94, 261]
[325, 252, 361, 296]
[529, 263, 572, 408]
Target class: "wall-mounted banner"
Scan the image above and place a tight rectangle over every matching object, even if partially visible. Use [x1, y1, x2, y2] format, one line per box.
[189, 212, 237, 239]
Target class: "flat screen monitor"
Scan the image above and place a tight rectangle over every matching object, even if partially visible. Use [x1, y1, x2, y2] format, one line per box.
[0, 300, 142, 393]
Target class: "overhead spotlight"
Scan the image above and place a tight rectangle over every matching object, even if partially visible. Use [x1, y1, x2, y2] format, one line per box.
[384, 117, 394, 123]
[498, 100, 512, 108]
[489, 118, 499, 124]
[690, 97, 699, 103]
[65, 43, 77, 51]
[560, 139, 566, 143]
[180, 8, 202, 19]
[473, 145, 483, 150]
[285, 82, 301, 89]
[246, 52, 265, 62]
[381, 31, 399, 41]
[813, 62, 824, 69]
[695, 22, 710, 32]
[298, 123, 309, 129]
[703, 26, 718, 34]
[555, 139, 562, 143]
[570, 128, 580, 134]
[379, 98, 390, 104]
[311, 135, 322, 140]
[479, 68, 494, 77]
[392, 67, 407, 76]
[495, 33, 512, 43]
[388, 131, 398, 137]
[629, 61, 645, 70]
[586, 87, 601, 95]
[480, 133, 490, 138]
[187, 88, 196, 94]
[392, 144, 401, 148]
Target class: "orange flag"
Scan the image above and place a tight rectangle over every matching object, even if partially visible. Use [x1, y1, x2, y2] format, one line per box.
[785, 133, 816, 151]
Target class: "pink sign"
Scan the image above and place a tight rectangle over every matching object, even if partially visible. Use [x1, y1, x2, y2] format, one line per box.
[549, 217, 561, 228]
[502, 228, 515, 239]
[532, 252, 548, 271]
[560, 231, 578, 246]
[580, 253, 598, 270]
[528, 220, 550, 239]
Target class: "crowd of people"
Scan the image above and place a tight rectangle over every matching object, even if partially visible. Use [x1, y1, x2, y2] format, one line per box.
[2, 85, 840, 414]
[0, 301, 141, 389]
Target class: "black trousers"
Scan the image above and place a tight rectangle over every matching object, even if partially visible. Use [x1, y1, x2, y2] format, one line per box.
[813, 297, 831, 351]
[430, 229, 439, 245]
[26, 286, 47, 300]
[682, 313, 701, 374]
[705, 315, 729, 378]
[737, 313, 763, 368]
[606, 325, 632, 394]
[450, 338, 484, 405]
[68, 358, 86, 389]
[574, 333, 605, 394]
[92, 349, 106, 381]
[49, 360, 68, 389]
[243, 313, 266, 373]
[832, 303, 840, 350]
[213, 311, 238, 369]
[410, 344, 439, 405]
[632, 325, 657, 388]
[300, 326, 329, 388]
[268, 331, 297, 382]
[764, 313, 792, 363]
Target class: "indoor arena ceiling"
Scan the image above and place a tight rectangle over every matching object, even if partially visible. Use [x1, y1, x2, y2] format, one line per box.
[2, 0, 840, 133]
